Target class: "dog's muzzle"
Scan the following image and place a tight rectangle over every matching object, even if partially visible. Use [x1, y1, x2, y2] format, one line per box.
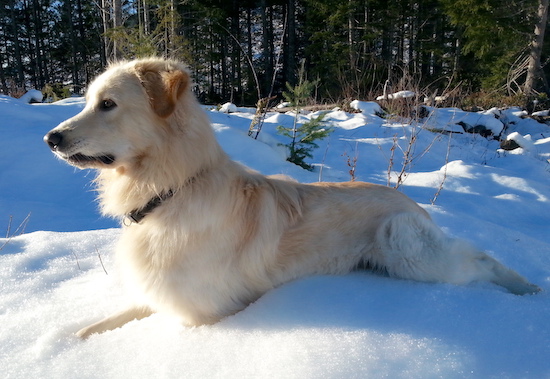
[43, 130, 116, 167]
[44, 131, 64, 151]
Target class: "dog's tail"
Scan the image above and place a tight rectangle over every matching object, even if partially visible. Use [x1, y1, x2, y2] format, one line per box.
[376, 212, 541, 295]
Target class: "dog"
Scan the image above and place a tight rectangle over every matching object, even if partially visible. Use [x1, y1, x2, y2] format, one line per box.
[44, 58, 540, 339]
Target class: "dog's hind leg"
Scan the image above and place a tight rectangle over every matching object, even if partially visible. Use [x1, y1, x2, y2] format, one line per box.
[376, 213, 541, 295]
[469, 252, 541, 295]
[76, 306, 153, 339]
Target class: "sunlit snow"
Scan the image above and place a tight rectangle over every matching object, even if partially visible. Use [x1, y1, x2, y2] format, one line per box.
[1, 95, 550, 378]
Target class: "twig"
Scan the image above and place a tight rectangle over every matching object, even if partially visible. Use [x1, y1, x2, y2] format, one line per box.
[253, 9, 288, 140]
[0, 213, 31, 251]
[0, 239, 9, 252]
[73, 251, 81, 270]
[19, 213, 30, 235]
[318, 138, 331, 182]
[6, 215, 12, 238]
[96, 249, 109, 275]
[216, 22, 261, 100]
[387, 134, 398, 187]
[12, 212, 31, 236]
[431, 132, 453, 205]
[248, 95, 276, 137]
[342, 142, 359, 182]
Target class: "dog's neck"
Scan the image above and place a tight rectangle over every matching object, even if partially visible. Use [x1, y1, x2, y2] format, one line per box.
[123, 169, 207, 224]
[125, 189, 174, 224]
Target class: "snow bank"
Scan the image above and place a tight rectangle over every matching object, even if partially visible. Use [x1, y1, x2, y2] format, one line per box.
[19, 89, 43, 103]
[219, 102, 237, 113]
[1, 96, 550, 378]
[350, 99, 384, 115]
[376, 90, 416, 100]
[421, 106, 504, 136]
[506, 132, 535, 152]
[531, 110, 549, 117]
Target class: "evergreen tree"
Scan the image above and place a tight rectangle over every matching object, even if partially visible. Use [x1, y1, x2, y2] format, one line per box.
[440, 0, 538, 90]
[277, 63, 332, 171]
[277, 113, 332, 171]
[1, 0, 548, 102]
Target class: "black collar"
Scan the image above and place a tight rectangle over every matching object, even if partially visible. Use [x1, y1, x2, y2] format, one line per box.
[125, 190, 174, 224]
[123, 171, 204, 225]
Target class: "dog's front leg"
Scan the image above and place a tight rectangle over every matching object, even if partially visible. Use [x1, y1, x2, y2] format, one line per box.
[76, 306, 153, 339]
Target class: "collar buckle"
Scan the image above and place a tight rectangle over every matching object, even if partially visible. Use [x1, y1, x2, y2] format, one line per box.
[124, 190, 174, 225]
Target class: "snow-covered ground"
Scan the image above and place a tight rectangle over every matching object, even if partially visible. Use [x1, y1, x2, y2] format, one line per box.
[1, 95, 550, 378]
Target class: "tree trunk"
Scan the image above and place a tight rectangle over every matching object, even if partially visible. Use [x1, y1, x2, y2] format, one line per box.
[260, 2, 273, 96]
[524, 0, 549, 97]
[143, 0, 150, 35]
[0, 52, 8, 94]
[221, 34, 228, 100]
[76, 0, 87, 89]
[230, 1, 240, 102]
[348, 0, 355, 73]
[169, 0, 176, 55]
[9, 0, 25, 86]
[100, 0, 110, 64]
[66, 0, 79, 93]
[246, 8, 256, 98]
[112, 0, 122, 60]
[285, 0, 297, 86]
[31, 0, 46, 88]
[208, 24, 215, 100]
[23, 0, 37, 88]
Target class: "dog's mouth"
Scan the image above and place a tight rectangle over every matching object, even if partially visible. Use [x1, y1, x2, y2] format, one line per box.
[65, 153, 116, 168]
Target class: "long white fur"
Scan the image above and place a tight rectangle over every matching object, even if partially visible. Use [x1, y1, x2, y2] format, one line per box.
[44, 58, 540, 339]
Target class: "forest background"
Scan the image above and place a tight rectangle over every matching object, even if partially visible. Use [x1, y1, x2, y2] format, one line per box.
[1, 0, 549, 109]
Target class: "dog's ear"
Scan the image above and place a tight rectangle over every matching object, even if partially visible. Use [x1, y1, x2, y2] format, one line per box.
[136, 65, 189, 118]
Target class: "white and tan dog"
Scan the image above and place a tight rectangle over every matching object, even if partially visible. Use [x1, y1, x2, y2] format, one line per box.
[44, 58, 540, 339]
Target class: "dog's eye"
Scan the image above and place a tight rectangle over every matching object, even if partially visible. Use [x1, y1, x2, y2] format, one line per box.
[99, 99, 116, 111]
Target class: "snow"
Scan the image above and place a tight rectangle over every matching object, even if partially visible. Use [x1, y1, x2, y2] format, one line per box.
[19, 89, 43, 103]
[376, 90, 416, 101]
[276, 101, 291, 108]
[506, 132, 536, 152]
[219, 102, 238, 113]
[420, 106, 505, 136]
[532, 110, 549, 117]
[1, 94, 550, 378]
[350, 100, 384, 115]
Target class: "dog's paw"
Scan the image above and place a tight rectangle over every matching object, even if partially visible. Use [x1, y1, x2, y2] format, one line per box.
[75, 325, 97, 339]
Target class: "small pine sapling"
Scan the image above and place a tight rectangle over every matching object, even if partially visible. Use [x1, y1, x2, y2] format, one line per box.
[277, 113, 332, 171]
[277, 61, 331, 171]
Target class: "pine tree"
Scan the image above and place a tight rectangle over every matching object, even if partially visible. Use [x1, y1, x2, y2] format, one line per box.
[277, 113, 332, 171]
[277, 62, 331, 171]
[440, 0, 538, 90]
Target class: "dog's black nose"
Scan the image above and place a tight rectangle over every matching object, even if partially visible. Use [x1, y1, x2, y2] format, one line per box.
[44, 131, 63, 151]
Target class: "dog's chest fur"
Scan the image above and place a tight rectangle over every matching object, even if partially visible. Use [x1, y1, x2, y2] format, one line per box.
[114, 189, 277, 325]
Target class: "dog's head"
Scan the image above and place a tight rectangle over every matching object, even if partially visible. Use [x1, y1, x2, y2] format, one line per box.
[44, 59, 190, 169]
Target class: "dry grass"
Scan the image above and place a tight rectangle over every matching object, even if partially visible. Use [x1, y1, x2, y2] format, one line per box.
[1, 213, 31, 251]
